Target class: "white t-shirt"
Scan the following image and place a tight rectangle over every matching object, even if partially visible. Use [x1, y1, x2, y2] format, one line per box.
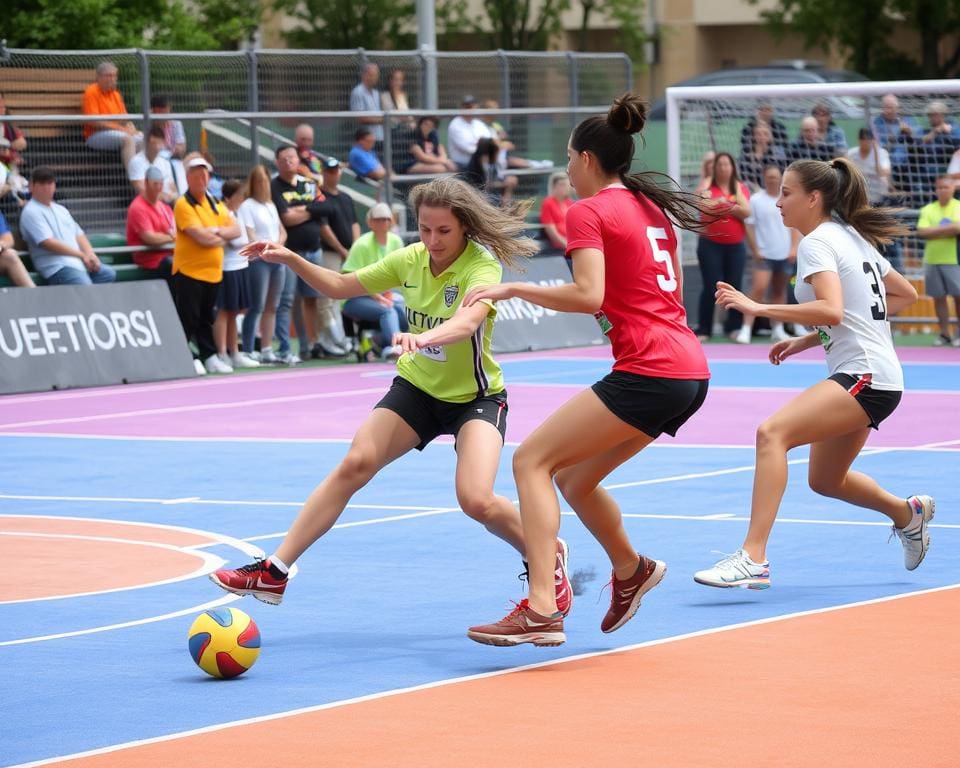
[128, 153, 177, 199]
[238, 197, 282, 241]
[222, 210, 250, 272]
[795, 221, 903, 390]
[845, 145, 891, 203]
[746, 190, 792, 260]
[446, 116, 493, 166]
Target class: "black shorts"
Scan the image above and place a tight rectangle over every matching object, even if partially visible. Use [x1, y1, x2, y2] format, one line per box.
[591, 371, 709, 438]
[829, 373, 902, 429]
[375, 376, 508, 451]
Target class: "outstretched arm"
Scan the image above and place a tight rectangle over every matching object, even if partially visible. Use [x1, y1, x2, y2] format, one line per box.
[240, 240, 364, 300]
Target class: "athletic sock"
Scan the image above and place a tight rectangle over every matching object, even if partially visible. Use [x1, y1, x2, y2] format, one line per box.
[267, 555, 289, 578]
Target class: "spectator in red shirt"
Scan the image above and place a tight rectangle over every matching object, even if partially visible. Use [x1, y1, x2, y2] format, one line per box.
[539, 172, 573, 253]
[126, 165, 175, 279]
[0, 92, 27, 168]
[695, 151, 751, 340]
[464, 94, 710, 647]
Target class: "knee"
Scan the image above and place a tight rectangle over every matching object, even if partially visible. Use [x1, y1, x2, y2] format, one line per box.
[457, 490, 497, 524]
[555, 468, 590, 505]
[755, 419, 783, 452]
[335, 447, 379, 488]
[512, 443, 545, 478]
[808, 472, 842, 499]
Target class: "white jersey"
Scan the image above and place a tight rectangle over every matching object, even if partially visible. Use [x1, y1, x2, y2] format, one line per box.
[794, 221, 903, 391]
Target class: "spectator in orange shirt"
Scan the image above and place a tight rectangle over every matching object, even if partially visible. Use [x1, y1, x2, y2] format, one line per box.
[82, 61, 142, 168]
[539, 172, 573, 254]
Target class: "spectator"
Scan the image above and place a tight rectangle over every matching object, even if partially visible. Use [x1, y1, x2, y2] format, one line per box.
[811, 102, 847, 155]
[739, 121, 786, 190]
[19, 166, 116, 286]
[740, 101, 789, 154]
[695, 151, 750, 340]
[348, 127, 387, 181]
[480, 98, 553, 171]
[271, 144, 326, 364]
[239, 164, 287, 363]
[847, 127, 892, 204]
[539, 172, 573, 253]
[313, 157, 358, 356]
[464, 137, 518, 207]
[0, 137, 28, 216]
[349, 62, 384, 145]
[149, 94, 187, 159]
[787, 116, 835, 162]
[908, 100, 960, 193]
[81, 61, 142, 168]
[0, 210, 34, 287]
[735, 164, 797, 345]
[213, 178, 259, 371]
[125, 165, 175, 280]
[399, 115, 457, 174]
[380, 68, 415, 130]
[128, 125, 177, 204]
[871, 94, 918, 171]
[172, 154, 240, 375]
[341, 202, 408, 359]
[294, 123, 323, 184]
[0, 92, 27, 171]
[447, 95, 493, 170]
[915, 175, 960, 346]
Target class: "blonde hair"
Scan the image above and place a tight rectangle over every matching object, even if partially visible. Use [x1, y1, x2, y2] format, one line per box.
[246, 165, 272, 204]
[407, 177, 538, 270]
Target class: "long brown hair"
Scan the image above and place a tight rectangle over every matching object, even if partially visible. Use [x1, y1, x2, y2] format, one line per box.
[787, 158, 907, 246]
[246, 165, 272, 204]
[408, 176, 538, 270]
[569, 93, 706, 231]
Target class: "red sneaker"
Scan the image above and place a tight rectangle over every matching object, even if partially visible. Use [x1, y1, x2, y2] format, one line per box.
[468, 599, 565, 647]
[555, 538, 573, 617]
[600, 554, 666, 633]
[209, 559, 287, 605]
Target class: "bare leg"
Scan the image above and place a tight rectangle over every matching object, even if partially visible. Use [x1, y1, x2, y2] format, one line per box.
[0, 249, 35, 287]
[512, 388, 644, 616]
[273, 408, 419, 565]
[934, 297, 951, 339]
[213, 310, 228, 356]
[225, 310, 240, 356]
[453, 420, 524, 555]
[742, 380, 875, 563]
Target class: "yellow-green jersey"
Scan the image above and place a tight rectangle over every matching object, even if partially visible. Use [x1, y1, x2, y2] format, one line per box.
[918, 198, 960, 265]
[354, 239, 504, 403]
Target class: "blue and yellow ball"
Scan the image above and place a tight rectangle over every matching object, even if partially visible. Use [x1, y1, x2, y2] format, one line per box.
[187, 607, 261, 679]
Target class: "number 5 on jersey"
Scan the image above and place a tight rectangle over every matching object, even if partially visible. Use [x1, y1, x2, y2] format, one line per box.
[647, 226, 678, 292]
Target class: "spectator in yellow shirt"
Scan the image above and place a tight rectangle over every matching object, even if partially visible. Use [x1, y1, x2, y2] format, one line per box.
[82, 61, 142, 168]
[172, 154, 240, 374]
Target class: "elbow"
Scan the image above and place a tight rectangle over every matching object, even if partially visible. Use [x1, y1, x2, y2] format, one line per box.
[823, 307, 844, 326]
[581, 293, 604, 314]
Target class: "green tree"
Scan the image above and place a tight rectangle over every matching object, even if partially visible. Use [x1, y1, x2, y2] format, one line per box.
[440, 0, 570, 51]
[577, 0, 649, 65]
[752, 0, 960, 79]
[4, 0, 262, 50]
[273, 0, 416, 50]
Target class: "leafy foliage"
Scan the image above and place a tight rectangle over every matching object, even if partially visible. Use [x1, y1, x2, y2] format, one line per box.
[274, 0, 416, 50]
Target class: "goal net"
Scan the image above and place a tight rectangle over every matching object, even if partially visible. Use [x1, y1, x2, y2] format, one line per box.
[666, 79, 960, 327]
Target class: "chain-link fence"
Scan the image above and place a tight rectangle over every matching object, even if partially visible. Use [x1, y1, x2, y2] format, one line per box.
[0, 46, 630, 238]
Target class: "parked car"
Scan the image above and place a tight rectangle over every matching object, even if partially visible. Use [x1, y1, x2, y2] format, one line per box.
[648, 62, 870, 120]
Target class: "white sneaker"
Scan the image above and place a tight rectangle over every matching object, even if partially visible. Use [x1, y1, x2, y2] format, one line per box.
[733, 326, 751, 345]
[694, 549, 771, 590]
[791, 324, 809, 337]
[276, 352, 300, 366]
[951, 337, 960, 348]
[204, 354, 233, 374]
[771, 325, 791, 342]
[260, 348, 278, 364]
[193, 358, 207, 376]
[380, 345, 401, 360]
[230, 352, 261, 368]
[892, 495, 935, 570]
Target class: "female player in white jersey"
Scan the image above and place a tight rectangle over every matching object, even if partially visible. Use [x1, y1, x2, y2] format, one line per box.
[209, 177, 572, 614]
[695, 157, 935, 590]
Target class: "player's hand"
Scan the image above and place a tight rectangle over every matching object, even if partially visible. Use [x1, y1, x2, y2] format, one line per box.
[769, 337, 803, 365]
[463, 283, 514, 307]
[392, 331, 424, 355]
[239, 240, 292, 264]
[715, 281, 758, 315]
[373, 292, 393, 309]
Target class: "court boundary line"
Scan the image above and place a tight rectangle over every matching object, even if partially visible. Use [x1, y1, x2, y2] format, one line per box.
[10, 582, 958, 768]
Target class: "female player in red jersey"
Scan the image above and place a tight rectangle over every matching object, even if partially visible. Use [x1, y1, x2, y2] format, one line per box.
[465, 94, 710, 646]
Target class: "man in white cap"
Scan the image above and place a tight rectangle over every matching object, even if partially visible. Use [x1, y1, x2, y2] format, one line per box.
[447, 95, 493, 170]
[172, 153, 240, 374]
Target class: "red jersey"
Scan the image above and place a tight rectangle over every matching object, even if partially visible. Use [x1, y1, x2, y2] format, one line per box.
[540, 195, 572, 239]
[565, 186, 709, 379]
[126, 195, 174, 269]
[702, 182, 750, 244]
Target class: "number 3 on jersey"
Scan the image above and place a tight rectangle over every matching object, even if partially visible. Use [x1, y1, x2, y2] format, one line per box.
[647, 226, 677, 292]
[862, 261, 887, 320]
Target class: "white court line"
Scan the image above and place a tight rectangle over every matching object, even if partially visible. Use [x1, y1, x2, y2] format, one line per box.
[0, 386, 387, 430]
[0, 593, 239, 648]
[10, 582, 959, 768]
[0, 533, 225, 605]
